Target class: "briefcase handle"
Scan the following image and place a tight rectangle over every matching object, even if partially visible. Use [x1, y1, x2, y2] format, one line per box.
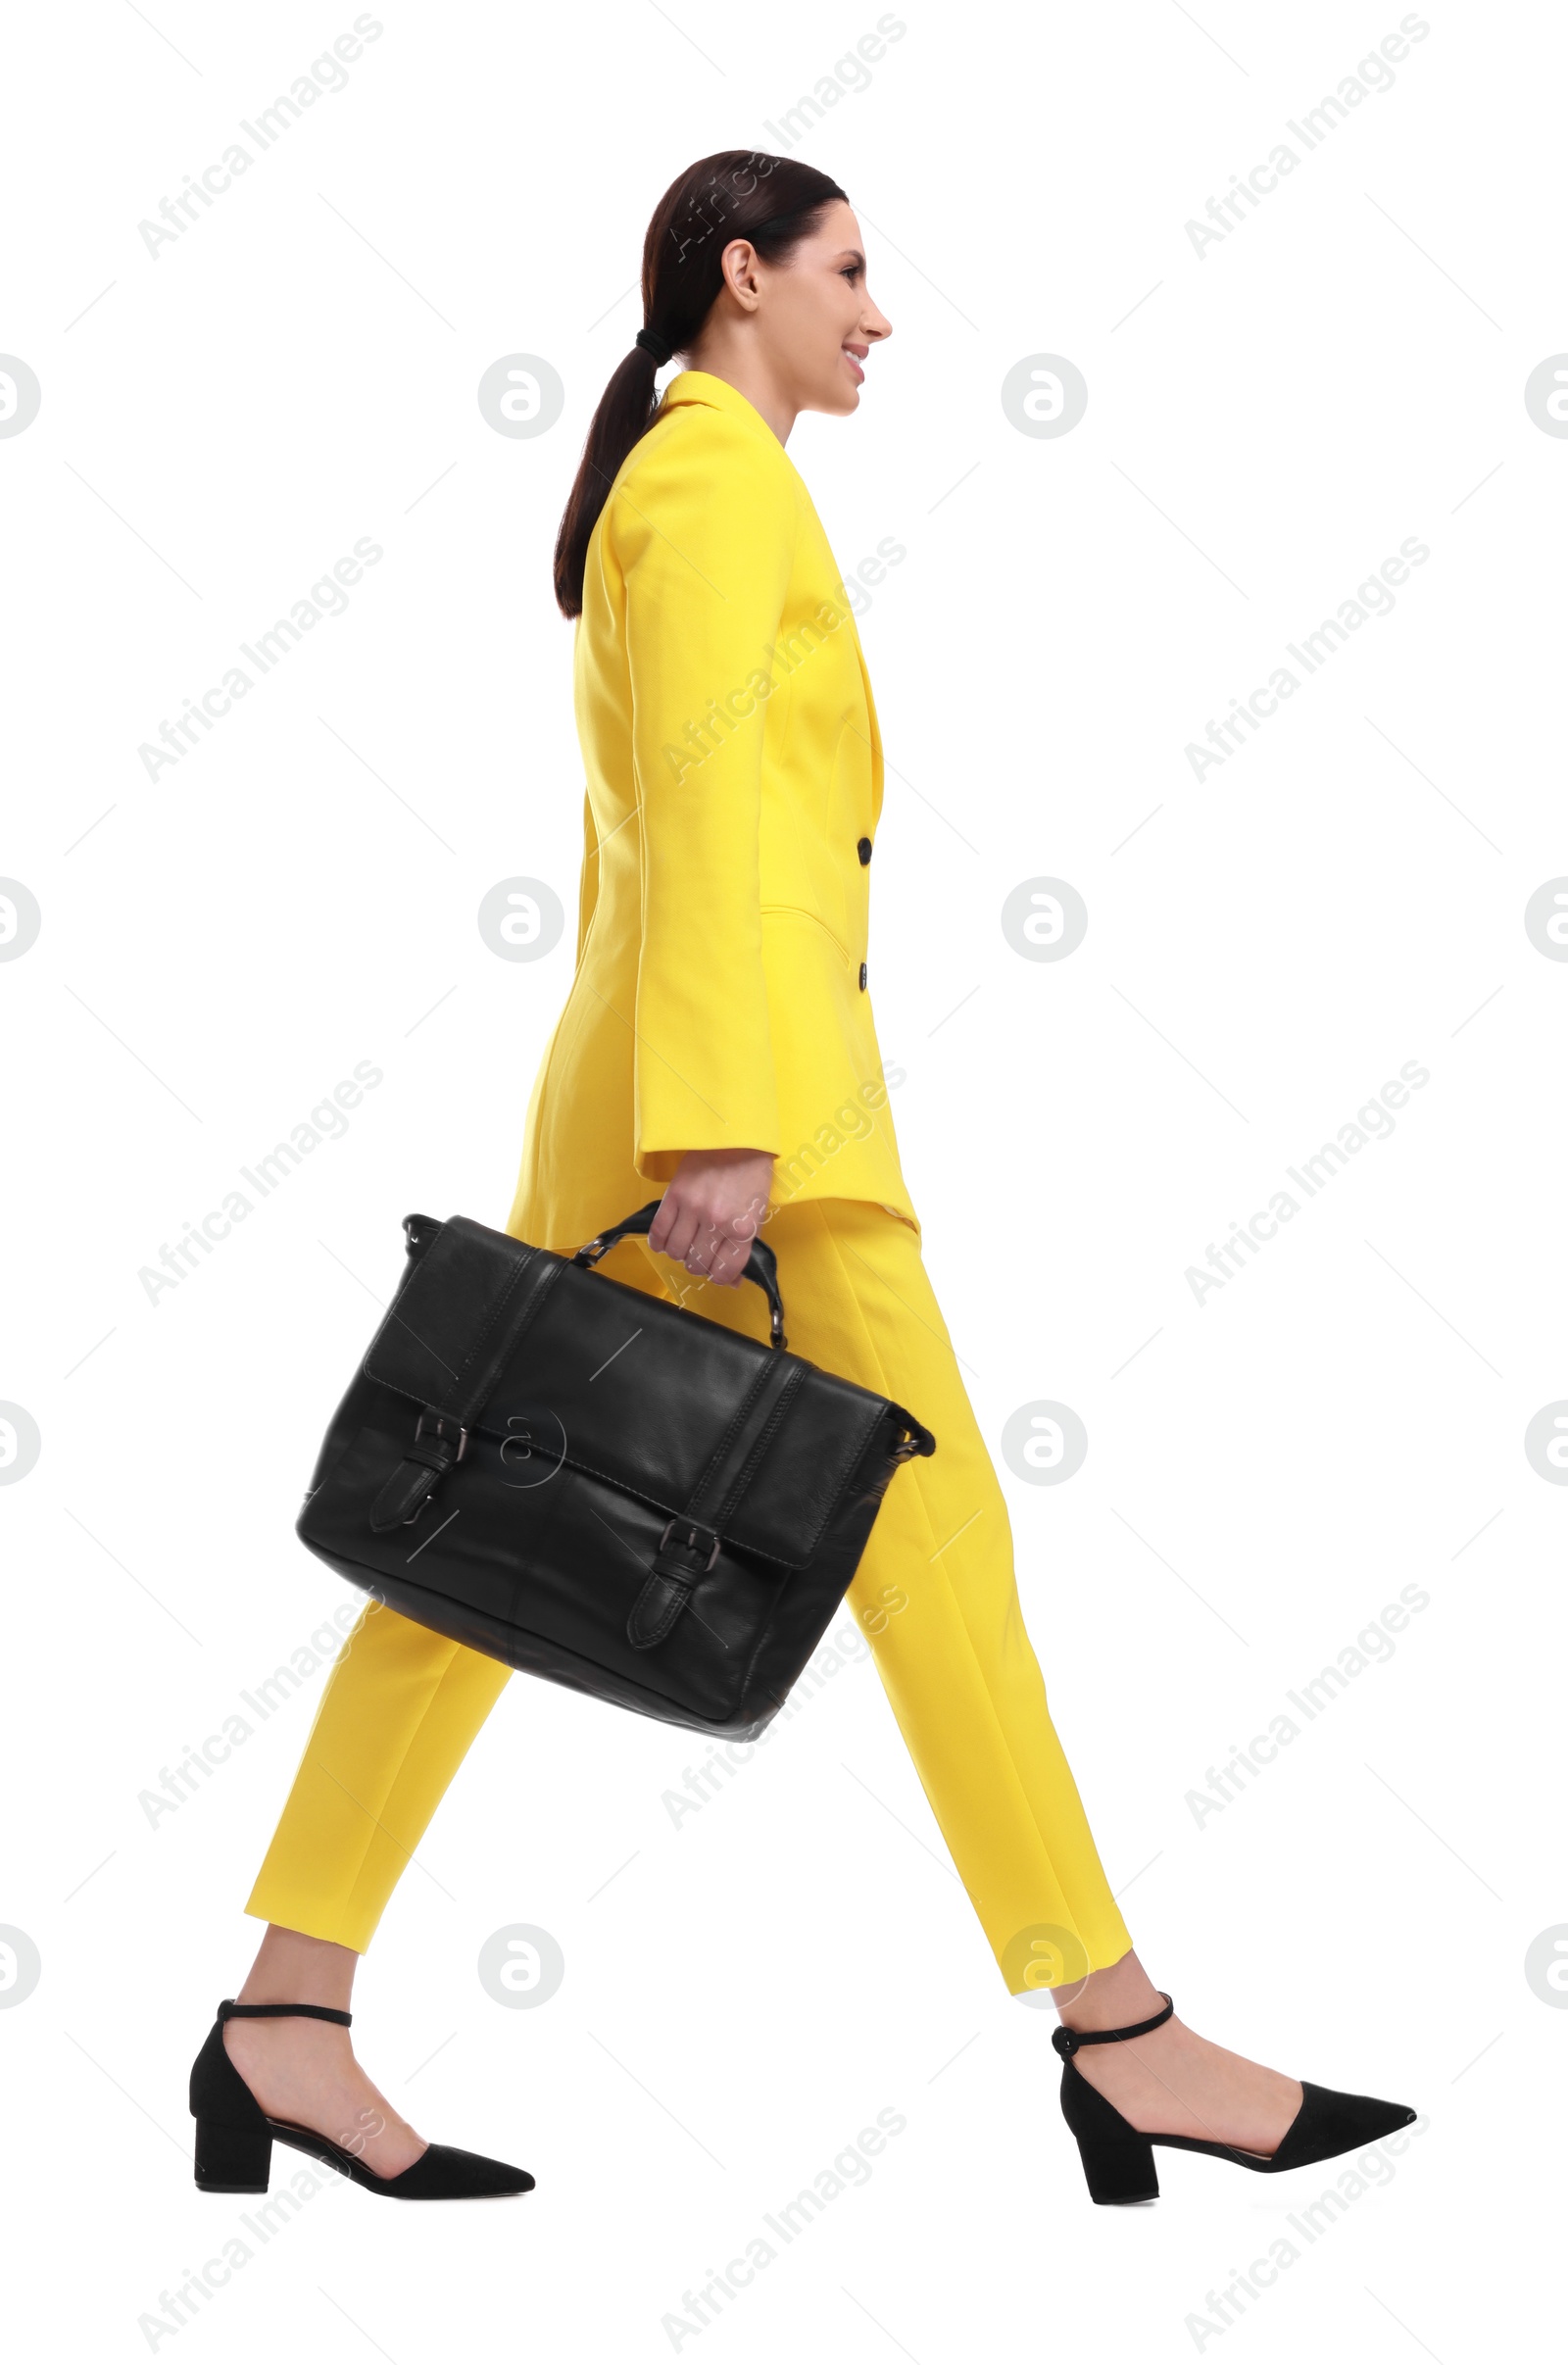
[572, 1199, 786, 1350]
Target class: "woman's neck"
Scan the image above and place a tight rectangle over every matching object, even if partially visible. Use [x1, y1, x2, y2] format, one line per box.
[681, 338, 795, 446]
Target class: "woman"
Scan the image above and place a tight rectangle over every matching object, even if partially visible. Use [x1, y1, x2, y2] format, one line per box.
[191, 151, 1414, 2206]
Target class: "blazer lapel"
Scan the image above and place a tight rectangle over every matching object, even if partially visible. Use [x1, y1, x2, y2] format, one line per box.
[847, 612, 884, 832]
[662, 375, 886, 831]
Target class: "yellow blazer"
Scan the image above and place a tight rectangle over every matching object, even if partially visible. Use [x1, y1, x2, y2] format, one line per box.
[507, 369, 917, 1255]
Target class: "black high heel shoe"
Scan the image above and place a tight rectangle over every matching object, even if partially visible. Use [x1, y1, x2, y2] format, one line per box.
[190, 1999, 535, 2200]
[1053, 1993, 1416, 2205]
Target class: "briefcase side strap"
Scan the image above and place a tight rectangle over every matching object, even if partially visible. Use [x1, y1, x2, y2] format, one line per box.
[367, 1236, 566, 1532]
[625, 1358, 808, 1651]
[625, 1516, 726, 1650]
[623, 1374, 940, 1653]
[624, 1394, 934, 1651]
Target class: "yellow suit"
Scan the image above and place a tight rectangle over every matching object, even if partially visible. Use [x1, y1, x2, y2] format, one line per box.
[507, 369, 915, 1250]
[247, 371, 1132, 1995]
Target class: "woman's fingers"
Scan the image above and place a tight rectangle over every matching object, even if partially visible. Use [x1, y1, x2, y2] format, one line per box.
[645, 1195, 678, 1258]
[649, 1200, 696, 1264]
[661, 1207, 753, 1287]
[682, 1217, 734, 1280]
[650, 1149, 775, 1288]
[685, 1205, 763, 1287]
[704, 1228, 755, 1289]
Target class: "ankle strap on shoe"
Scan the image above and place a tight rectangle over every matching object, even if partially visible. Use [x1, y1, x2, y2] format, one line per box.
[1052, 1992, 1173, 2059]
[219, 1997, 353, 2028]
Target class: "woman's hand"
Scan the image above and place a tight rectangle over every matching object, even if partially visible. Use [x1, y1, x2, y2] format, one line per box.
[648, 1148, 775, 1288]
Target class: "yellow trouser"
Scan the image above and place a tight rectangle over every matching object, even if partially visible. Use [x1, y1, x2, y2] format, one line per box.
[247, 1200, 1133, 1992]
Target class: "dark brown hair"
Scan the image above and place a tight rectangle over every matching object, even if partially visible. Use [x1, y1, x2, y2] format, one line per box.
[552, 149, 848, 618]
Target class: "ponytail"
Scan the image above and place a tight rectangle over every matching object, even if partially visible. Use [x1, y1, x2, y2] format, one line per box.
[552, 150, 847, 619]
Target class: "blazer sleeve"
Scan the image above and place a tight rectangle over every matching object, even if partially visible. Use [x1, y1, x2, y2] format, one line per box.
[609, 422, 796, 1182]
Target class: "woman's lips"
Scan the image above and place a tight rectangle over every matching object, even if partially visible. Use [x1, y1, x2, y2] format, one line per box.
[843, 348, 865, 384]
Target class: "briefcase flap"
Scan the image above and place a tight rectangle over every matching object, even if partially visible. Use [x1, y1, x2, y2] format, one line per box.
[360, 1216, 895, 1568]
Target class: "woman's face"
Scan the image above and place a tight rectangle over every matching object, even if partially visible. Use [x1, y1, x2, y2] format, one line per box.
[739, 199, 892, 415]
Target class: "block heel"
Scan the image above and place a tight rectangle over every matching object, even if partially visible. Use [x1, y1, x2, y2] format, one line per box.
[1052, 1991, 1417, 2205]
[1071, 2129, 1159, 2206]
[193, 2112, 272, 2193]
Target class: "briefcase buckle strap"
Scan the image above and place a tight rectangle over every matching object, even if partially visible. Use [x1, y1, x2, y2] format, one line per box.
[368, 1405, 471, 1532]
[625, 1518, 722, 1651]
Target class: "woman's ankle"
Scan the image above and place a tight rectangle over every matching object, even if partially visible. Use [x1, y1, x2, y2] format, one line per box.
[235, 1922, 358, 2014]
[1053, 1946, 1167, 2033]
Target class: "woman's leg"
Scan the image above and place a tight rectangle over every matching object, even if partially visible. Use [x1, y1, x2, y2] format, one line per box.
[671, 1196, 1302, 2152]
[667, 1196, 1131, 1985]
[244, 1599, 513, 1953]
[231, 1233, 673, 2167]
[231, 1601, 514, 2172]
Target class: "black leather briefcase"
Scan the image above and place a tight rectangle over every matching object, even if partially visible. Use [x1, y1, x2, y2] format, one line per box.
[295, 1204, 936, 1739]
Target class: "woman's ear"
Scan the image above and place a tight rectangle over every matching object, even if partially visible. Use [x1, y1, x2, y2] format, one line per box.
[719, 236, 763, 313]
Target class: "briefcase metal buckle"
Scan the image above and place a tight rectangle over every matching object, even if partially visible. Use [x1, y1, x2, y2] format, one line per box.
[660, 1515, 720, 1571]
[415, 1409, 469, 1463]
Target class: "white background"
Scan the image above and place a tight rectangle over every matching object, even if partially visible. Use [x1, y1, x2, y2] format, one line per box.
[2, 2, 1561, 2356]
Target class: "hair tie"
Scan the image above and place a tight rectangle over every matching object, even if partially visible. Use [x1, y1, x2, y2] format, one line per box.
[635, 325, 673, 366]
